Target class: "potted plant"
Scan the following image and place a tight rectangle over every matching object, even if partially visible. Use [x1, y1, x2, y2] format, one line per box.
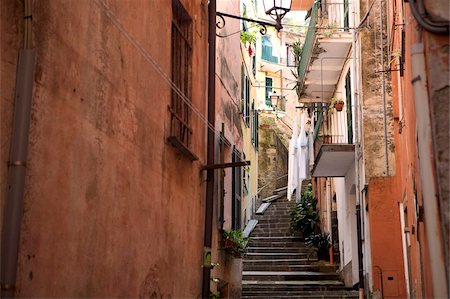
[222, 229, 248, 258]
[305, 232, 331, 261]
[329, 97, 345, 112]
[290, 184, 320, 237]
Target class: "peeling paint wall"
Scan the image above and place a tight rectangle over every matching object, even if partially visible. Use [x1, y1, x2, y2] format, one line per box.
[1, 0, 208, 297]
[359, 0, 396, 179]
[211, 0, 245, 296]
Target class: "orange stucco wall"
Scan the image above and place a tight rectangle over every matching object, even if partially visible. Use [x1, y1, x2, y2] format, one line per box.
[368, 177, 406, 298]
[387, 0, 449, 297]
[1, 0, 209, 297]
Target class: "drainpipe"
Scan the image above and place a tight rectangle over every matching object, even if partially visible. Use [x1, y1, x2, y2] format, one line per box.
[351, 8, 365, 298]
[379, 0, 389, 176]
[411, 43, 449, 299]
[326, 178, 333, 264]
[202, 0, 216, 298]
[1, 0, 36, 298]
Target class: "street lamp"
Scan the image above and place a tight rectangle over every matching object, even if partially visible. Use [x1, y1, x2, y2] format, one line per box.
[270, 90, 280, 110]
[216, 0, 292, 34]
[263, 0, 293, 31]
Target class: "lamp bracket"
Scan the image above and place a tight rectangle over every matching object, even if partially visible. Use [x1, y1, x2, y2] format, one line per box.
[216, 12, 278, 36]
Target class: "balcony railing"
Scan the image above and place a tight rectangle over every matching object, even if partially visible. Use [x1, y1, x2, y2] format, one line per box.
[319, 1, 350, 33]
[296, 2, 319, 95]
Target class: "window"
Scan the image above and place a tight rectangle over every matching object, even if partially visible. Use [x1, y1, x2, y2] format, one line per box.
[169, 0, 194, 157]
[343, 0, 349, 31]
[345, 72, 353, 144]
[265, 77, 273, 107]
[241, 64, 250, 127]
[286, 45, 296, 67]
[261, 36, 278, 63]
[251, 100, 259, 150]
[232, 147, 242, 230]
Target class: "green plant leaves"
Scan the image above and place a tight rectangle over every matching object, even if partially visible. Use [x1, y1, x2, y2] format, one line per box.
[290, 184, 320, 237]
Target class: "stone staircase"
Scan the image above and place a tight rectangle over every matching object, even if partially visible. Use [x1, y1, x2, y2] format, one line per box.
[241, 187, 358, 299]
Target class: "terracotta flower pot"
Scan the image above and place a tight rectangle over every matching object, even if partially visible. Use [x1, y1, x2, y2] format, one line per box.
[334, 102, 344, 111]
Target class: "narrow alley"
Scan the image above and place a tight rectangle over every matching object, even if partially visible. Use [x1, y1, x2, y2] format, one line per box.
[242, 184, 359, 298]
[0, 0, 448, 298]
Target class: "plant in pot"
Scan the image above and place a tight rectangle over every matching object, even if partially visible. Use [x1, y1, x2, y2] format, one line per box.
[290, 185, 320, 237]
[305, 232, 331, 261]
[329, 97, 345, 112]
[222, 229, 248, 258]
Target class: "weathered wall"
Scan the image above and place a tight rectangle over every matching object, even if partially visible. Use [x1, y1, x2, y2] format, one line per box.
[211, 0, 244, 296]
[258, 115, 289, 202]
[359, 0, 396, 178]
[240, 40, 259, 225]
[368, 177, 406, 299]
[388, 0, 449, 297]
[424, 32, 449, 286]
[1, 0, 208, 297]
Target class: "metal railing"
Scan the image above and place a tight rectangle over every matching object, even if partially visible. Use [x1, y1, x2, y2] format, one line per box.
[319, 1, 350, 32]
[296, 2, 319, 95]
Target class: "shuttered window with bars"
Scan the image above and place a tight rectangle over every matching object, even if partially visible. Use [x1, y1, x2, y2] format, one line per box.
[169, 0, 196, 160]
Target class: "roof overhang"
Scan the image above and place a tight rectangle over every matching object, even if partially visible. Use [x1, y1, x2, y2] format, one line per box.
[312, 144, 355, 177]
[302, 34, 352, 102]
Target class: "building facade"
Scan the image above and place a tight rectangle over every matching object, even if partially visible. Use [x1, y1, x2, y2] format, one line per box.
[298, 0, 449, 298]
[1, 0, 211, 297]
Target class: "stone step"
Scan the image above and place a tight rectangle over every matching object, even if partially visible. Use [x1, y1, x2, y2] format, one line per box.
[255, 218, 291, 224]
[243, 263, 338, 272]
[251, 220, 290, 229]
[241, 280, 345, 289]
[246, 247, 314, 254]
[241, 291, 359, 299]
[245, 252, 313, 260]
[253, 227, 291, 233]
[244, 258, 318, 266]
[249, 236, 303, 242]
[242, 271, 340, 281]
[250, 230, 292, 237]
[247, 241, 304, 247]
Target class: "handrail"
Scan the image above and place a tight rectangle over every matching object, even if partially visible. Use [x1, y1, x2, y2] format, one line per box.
[257, 173, 288, 195]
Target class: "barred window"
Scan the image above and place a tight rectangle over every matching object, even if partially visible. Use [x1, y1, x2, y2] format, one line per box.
[169, 0, 196, 159]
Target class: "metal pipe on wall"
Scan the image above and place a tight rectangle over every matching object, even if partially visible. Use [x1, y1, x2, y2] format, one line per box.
[202, 0, 217, 297]
[379, 0, 390, 176]
[1, 0, 36, 297]
[411, 42, 449, 299]
[351, 4, 365, 297]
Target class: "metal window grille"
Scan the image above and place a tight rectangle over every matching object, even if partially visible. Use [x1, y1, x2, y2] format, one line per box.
[170, 0, 192, 148]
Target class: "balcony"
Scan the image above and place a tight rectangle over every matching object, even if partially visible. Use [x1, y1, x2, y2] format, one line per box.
[311, 103, 354, 177]
[312, 143, 354, 177]
[297, 2, 352, 103]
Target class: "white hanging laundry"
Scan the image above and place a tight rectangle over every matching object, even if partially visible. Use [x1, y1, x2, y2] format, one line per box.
[287, 114, 299, 201]
[295, 112, 310, 202]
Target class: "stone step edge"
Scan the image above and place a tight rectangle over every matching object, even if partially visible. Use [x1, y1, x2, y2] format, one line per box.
[243, 271, 338, 276]
[242, 280, 344, 286]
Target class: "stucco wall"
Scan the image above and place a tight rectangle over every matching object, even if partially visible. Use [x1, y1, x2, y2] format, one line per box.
[368, 177, 407, 299]
[1, 0, 208, 297]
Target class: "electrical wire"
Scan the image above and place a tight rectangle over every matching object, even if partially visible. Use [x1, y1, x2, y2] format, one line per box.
[93, 0, 246, 160]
